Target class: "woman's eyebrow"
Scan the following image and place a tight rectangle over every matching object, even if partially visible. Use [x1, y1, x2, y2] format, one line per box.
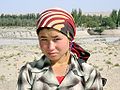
[39, 35, 59, 38]
[51, 35, 59, 38]
[39, 36, 47, 38]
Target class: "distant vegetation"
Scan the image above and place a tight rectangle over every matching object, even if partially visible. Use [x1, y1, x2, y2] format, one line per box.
[0, 13, 39, 27]
[71, 9, 120, 34]
[0, 9, 120, 34]
[71, 9, 120, 28]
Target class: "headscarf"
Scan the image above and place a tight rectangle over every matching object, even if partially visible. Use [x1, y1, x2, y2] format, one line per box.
[36, 7, 90, 61]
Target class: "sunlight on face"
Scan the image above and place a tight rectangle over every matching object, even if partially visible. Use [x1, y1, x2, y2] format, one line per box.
[38, 28, 70, 62]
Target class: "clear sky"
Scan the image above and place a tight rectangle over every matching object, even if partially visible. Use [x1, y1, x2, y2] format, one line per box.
[0, 0, 120, 14]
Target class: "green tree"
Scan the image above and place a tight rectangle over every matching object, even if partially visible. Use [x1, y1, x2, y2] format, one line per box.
[94, 27, 104, 35]
[77, 9, 82, 26]
[86, 21, 99, 28]
[101, 17, 116, 29]
[110, 9, 118, 27]
[71, 9, 82, 27]
[117, 9, 120, 27]
[71, 9, 77, 25]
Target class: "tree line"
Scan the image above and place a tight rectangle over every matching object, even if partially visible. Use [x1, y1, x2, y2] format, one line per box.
[0, 13, 39, 27]
[72, 9, 120, 28]
[0, 9, 120, 30]
[71, 9, 120, 34]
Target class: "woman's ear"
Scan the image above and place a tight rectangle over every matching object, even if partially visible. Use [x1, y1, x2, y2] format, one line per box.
[69, 41, 73, 50]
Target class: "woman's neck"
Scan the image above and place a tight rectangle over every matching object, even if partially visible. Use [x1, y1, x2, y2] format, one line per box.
[51, 51, 70, 67]
[51, 51, 71, 76]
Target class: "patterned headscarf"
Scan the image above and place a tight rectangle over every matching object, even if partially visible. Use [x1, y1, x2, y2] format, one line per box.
[36, 8, 90, 61]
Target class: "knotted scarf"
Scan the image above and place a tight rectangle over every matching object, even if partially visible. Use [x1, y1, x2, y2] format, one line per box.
[36, 8, 90, 61]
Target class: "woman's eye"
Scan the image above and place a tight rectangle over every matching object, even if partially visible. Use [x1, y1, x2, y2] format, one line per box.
[53, 38, 61, 41]
[40, 38, 47, 41]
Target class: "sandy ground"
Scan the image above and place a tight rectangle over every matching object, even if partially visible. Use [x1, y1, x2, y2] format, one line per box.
[0, 27, 120, 90]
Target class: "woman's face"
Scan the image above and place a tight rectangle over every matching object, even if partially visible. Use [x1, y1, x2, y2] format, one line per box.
[38, 28, 70, 62]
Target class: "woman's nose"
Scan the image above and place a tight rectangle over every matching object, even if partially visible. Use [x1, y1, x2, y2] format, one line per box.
[48, 41, 55, 50]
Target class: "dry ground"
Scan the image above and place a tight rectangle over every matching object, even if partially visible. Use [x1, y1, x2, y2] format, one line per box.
[0, 27, 120, 90]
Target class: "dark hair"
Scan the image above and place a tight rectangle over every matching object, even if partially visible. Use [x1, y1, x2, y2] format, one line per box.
[36, 27, 51, 35]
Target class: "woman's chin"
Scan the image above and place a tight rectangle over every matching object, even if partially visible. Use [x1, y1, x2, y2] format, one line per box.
[49, 57, 58, 61]
[48, 55, 60, 61]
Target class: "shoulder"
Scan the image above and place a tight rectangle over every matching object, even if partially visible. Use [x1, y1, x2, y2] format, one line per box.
[19, 55, 48, 73]
[71, 53, 96, 74]
[76, 59, 97, 75]
[81, 62, 96, 74]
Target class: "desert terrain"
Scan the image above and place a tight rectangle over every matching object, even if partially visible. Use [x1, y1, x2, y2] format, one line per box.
[0, 27, 120, 90]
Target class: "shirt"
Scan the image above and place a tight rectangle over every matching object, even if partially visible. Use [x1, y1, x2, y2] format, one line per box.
[56, 76, 65, 84]
[17, 53, 103, 90]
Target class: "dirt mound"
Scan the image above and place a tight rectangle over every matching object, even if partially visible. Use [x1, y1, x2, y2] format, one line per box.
[102, 29, 120, 35]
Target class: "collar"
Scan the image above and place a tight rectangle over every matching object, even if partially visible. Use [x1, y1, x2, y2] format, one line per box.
[70, 53, 84, 77]
[31, 55, 51, 72]
[31, 54, 84, 76]
[30, 54, 85, 87]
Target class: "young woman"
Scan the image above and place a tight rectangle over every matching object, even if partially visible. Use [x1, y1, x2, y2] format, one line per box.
[17, 8, 104, 90]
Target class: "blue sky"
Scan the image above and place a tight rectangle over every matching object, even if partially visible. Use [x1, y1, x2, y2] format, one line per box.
[0, 0, 120, 14]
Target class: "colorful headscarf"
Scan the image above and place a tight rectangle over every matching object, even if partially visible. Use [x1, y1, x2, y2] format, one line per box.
[36, 8, 90, 61]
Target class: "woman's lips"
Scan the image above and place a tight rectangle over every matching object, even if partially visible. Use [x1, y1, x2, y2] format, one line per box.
[48, 52, 57, 56]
